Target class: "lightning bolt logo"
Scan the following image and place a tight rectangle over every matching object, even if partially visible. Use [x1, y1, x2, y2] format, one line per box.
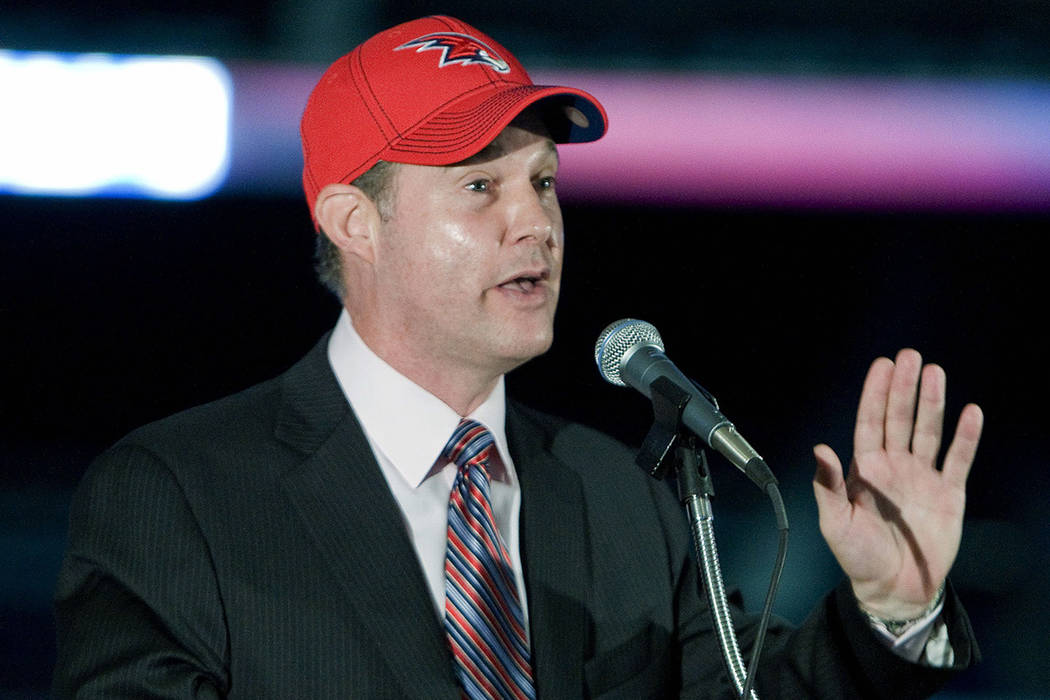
[395, 32, 511, 74]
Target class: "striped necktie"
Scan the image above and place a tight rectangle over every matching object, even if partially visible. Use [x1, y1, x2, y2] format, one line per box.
[443, 419, 535, 700]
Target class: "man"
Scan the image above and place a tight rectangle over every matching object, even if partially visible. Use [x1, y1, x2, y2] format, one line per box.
[54, 15, 983, 698]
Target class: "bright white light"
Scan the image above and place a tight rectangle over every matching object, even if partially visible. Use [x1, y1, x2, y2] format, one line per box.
[0, 51, 231, 199]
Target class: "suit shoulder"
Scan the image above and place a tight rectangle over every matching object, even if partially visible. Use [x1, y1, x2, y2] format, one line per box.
[118, 376, 283, 458]
[110, 334, 338, 465]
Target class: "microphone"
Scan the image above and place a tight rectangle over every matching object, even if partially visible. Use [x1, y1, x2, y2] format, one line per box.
[594, 319, 775, 489]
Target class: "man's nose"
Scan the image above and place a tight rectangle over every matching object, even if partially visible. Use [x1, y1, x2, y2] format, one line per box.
[507, 186, 557, 246]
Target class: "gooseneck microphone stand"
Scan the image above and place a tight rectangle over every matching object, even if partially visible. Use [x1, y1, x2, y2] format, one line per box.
[635, 377, 789, 700]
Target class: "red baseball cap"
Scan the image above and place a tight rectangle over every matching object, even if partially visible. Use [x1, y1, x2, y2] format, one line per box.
[300, 15, 608, 221]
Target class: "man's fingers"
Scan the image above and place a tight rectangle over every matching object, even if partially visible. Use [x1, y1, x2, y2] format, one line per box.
[942, 403, 984, 488]
[855, 357, 894, 455]
[813, 443, 846, 494]
[911, 364, 946, 465]
[813, 443, 850, 538]
[884, 349, 923, 453]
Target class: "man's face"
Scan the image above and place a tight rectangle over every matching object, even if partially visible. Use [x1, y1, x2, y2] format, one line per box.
[369, 120, 564, 379]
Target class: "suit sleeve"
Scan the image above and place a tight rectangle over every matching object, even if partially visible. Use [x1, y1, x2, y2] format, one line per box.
[53, 443, 230, 698]
[658, 481, 980, 699]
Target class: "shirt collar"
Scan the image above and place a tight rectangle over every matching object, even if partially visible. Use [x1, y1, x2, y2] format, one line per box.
[326, 309, 513, 487]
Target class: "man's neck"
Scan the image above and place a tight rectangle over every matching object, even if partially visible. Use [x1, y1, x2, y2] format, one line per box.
[348, 310, 505, 417]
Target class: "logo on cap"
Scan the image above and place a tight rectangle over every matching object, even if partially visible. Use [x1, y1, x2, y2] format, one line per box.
[395, 32, 511, 74]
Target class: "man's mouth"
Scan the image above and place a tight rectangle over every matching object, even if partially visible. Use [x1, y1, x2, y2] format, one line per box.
[500, 276, 540, 293]
[498, 270, 549, 294]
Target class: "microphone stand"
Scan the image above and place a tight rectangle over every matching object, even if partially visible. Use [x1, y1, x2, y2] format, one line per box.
[636, 377, 778, 700]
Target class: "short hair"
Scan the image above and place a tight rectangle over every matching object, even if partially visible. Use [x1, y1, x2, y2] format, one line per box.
[314, 160, 399, 299]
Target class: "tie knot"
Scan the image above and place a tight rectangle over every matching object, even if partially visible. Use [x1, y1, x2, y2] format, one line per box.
[443, 419, 494, 470]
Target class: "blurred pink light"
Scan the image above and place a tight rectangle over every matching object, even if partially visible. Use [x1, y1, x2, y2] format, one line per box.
[539, 71, 1050, 210]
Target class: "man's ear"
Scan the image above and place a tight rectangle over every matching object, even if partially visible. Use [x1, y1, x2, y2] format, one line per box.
[314, 183, 380, 264]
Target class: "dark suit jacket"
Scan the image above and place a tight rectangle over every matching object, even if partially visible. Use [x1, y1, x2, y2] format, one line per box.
[54, 335, 978, 698]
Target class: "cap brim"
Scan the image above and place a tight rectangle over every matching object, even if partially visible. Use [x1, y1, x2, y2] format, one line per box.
[379, 84, 607, 167]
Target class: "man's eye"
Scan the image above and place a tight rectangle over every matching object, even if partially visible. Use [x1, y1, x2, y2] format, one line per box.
[537, 176, 556, 191]
[466, 180, 490, 192]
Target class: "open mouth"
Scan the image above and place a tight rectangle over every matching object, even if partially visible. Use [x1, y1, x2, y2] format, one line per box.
[500, 275, 541, 293]
[498, 270, 549, 294]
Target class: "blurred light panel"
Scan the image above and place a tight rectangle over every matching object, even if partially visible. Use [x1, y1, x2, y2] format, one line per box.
[7, 54, 1046, 211]
[0, 51, 231, 199]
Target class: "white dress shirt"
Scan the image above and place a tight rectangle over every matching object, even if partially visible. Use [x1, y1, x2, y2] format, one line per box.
[326, 309, 528, 625]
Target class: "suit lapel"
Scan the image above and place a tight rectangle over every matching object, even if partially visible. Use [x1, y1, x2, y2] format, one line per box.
[274, 336, 458, 698]
[509, 404, 590, 700]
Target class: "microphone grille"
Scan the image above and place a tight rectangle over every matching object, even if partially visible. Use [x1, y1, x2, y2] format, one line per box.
[594, 319, 664, 386]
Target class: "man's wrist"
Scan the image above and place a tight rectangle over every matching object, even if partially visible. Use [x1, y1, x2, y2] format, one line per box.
[860, 582, 946, 637]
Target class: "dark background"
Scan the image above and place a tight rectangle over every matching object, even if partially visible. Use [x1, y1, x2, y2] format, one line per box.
[3, 1, 1048, 696]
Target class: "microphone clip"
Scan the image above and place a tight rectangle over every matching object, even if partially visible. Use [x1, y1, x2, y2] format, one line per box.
[637, 376, 710, 484]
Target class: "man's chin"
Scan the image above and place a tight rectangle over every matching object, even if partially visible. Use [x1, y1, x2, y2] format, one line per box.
[495, 331, 555, 373]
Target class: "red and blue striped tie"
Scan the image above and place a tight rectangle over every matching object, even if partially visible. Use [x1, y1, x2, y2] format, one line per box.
[443, 419, 535, 700]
